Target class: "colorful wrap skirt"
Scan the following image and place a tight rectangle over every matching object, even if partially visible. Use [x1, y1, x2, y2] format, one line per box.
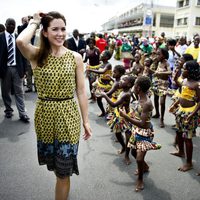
[128, 126, 161, 152]
[175, 104, 198, 139]
[93, 78, 113, 95]
[107, 109, 132, 133]
[151, 77, 169, 96]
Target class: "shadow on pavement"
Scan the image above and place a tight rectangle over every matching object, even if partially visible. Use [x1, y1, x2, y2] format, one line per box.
[0, 118, 30, 143]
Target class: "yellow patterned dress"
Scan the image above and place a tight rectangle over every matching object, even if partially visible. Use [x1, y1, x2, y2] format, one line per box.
[33, 51, 81, 178]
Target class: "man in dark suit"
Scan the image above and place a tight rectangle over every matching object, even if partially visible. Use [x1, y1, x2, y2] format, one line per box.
[0, 18, 30, 122]
[17, 16, 35, 93]
[66, 29, 86, 57]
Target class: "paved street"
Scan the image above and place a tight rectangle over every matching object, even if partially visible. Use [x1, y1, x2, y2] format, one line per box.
[0, 57, 200, 200]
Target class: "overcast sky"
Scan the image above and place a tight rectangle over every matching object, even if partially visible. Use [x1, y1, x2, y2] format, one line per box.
[0, 0, 176, 33]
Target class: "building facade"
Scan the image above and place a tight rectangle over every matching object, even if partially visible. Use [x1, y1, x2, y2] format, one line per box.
[173, 0, 200, 39]
[101, 1, 200, 39]
[101, 3, 175, 37]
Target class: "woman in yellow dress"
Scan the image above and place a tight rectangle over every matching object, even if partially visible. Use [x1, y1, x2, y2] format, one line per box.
[16, 11, 91, 200]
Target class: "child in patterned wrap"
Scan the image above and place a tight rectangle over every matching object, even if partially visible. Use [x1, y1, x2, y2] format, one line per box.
[98, 75, 135, 165]
[119, 76, 161, 192]
[169, 60, 200, 173]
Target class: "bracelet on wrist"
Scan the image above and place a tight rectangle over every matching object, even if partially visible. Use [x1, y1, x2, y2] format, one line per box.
[29, 21, 40, 29]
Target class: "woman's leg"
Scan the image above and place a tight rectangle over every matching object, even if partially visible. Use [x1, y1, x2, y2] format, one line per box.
[160, 95, 166, 128]
[55, 176, 70, 200]
[152, 94, 160, 118]
[97, 97, 105, 117]
[88, 77, 93, 98]
[135, 151, 147, 191]
[178, 138, 193, 172]
[115, 132, 125, 154]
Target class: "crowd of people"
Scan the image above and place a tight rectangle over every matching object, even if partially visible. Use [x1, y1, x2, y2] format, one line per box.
[82, 29, 200, 191]
[0, 11, 200, 199]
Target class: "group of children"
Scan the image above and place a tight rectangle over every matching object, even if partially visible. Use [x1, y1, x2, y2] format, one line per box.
[85, 46, 200, 192]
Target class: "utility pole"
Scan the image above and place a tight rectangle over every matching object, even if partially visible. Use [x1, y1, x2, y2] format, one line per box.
[143, 0, 153, 38]
[149, 0, 153, 38]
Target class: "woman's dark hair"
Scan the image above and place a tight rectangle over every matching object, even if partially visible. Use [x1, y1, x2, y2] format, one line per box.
[159, 48, 169, 60]
[136, 76, 151, 92]
[182, 53, 193, 62]
[185, 60, 200, 80]
[37, 11, 66, 67]
[114, 65, 125, 75]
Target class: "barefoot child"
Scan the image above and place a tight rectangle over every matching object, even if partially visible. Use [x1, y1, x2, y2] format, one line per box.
[170, 60, 200, 172]
[87, 50, 112, 117]
[84, 38, 101, 102]
[168, 54, 194, 149]
[98, 75, 135, 165]
[106, 65, 125, 120]
[119, 76, 161, 192]
[151, 48, 172, 128]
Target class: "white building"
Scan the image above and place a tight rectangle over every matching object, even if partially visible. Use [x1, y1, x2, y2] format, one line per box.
[101, 3, 175, 37]
[173, 0, 200, 39]
[101, 1, 200, 39]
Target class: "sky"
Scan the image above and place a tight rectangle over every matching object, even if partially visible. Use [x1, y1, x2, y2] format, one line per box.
[0, 0, 176, 33]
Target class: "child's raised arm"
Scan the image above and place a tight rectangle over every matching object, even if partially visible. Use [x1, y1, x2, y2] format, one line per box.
[106, 82, 119, 97]
[100, 92, 129, 108]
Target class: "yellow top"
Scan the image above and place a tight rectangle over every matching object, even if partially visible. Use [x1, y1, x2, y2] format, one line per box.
[180, 86, 196, 101]
[99, 68, 112, 80]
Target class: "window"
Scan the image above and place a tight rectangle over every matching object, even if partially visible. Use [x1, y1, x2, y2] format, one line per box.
[177, 19, 182, 25]
[177, 17, 188, 26]
[160, 15, 174, 27]
[184, 0, 189, 6]
[183, 17, 188, 25]
[195, 17, 200, 25]
[177, 0, 190, 8]
[177, 0, 184, 8]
